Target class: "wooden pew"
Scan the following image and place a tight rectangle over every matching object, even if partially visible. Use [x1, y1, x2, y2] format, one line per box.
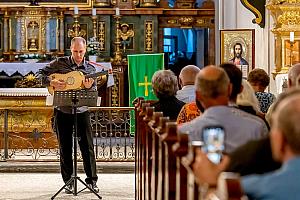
[136, 101, 150, 200]
[148, 112, 163, 200]
[156, 116, 170, 200]
[161, 122, 178, 200]
[181, 141, 203, 200]
[134, 97, 145, 200]
[144, 106, 154, 200]
[172, 133, 189, 200]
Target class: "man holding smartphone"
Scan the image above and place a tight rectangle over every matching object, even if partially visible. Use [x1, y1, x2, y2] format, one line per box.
[178, 65, 268, 153]
[192, 88, 300, 200]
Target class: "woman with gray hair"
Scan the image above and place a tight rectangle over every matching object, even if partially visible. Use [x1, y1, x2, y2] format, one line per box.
[151, 70, 185, 120]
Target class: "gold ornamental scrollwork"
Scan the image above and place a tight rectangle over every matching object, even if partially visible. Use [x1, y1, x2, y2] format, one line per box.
[178, 16, 194, 28]
[111, 0, 116, 6]
[167, 19, 177, 24]
[133, 0, 139, 6]
[278, 11, 300, 26]
[98, 21, 106, 51]
[196, 19, 205, 25]
[241, 0, 263, 25]
[145, 21, 153, 52]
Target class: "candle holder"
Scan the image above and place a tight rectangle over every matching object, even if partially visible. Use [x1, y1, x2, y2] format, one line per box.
[67, 14, 86, 38]
[92, 15, 98, 38]
[290, 40, 294, 67]
[111, 15, 123, 65]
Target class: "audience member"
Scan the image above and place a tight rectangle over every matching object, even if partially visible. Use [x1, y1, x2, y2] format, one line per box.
[248, 68, 276, 113]
[176, 65, 200, 103]
[176, 101, 201, 125]
[266, 63, 300, 124]
[288, 63, 300, 88]
[151, 70, 185, 120]
[178, 65, 268, 153]
[296, 73, 300, 87]
[219, 63, 243, 106]
[237, 79, 261, 116]
[192, 88, 300, 200]
[220, 63, 269, 129]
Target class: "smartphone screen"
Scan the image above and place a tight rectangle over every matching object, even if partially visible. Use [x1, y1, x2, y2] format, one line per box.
[202, 126, 225, 164]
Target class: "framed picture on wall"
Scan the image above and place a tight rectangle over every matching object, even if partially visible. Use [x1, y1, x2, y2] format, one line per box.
[220, 29, 255, 76]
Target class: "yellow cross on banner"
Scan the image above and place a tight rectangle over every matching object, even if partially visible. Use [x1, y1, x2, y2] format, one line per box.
[138, 76, 152, 96]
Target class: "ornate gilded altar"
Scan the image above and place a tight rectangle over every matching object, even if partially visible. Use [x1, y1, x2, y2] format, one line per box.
[267, 0, 300, 77]
[0, 88, 57, 159]
[0, 0, 215, 107]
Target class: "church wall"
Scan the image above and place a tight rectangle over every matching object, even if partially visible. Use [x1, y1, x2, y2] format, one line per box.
[217, 0, 277, 94]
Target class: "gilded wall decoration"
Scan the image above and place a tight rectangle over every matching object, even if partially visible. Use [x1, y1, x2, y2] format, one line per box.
[118, 23, 135, 52]
[98, 21, 106, 51]
[267, 0, 300, 75]
[145, 21, 153, 52]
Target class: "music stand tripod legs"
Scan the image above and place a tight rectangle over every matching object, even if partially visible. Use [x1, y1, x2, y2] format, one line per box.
[51, 90, 102, 199]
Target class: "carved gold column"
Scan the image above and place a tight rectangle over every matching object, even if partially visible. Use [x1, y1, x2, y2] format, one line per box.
[98, 21, 106, 51]
[92, 16, 98, 38]
[112, 15, 123, 65]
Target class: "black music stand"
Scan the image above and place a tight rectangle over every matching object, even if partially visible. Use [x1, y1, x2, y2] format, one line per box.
[51, 90, 102, 200]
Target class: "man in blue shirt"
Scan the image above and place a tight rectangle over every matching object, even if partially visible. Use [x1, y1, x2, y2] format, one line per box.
[241, 91, 300, 200]
[192, 88, 300, 200]
[178, 65, 268, 153]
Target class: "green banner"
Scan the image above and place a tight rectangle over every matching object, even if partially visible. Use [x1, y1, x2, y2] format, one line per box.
[128, 53, 164, 106]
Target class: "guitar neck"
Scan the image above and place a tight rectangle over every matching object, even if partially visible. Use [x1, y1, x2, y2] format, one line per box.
[85, 71, 108, 79]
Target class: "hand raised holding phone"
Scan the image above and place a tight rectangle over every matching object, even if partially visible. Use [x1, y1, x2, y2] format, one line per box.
[202, 126, 225, 164]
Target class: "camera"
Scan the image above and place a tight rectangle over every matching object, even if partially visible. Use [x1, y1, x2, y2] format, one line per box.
[202, 126, 225, 164]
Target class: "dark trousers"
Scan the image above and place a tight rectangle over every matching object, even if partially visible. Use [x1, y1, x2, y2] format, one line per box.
[55, 110, 98, 184]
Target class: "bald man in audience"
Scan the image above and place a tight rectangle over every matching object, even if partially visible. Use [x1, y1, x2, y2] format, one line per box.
[178, 65, 268, 153]
[193, 88, 300, 200]
[266, 63, 300, 124]
[176, 65, 200, 103]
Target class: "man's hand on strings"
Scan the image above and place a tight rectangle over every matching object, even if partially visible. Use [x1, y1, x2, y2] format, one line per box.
[50, 79, 66, 90]
[83, 78, 94, 89]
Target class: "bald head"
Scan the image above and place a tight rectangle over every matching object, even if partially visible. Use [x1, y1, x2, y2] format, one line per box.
[272, 92, 300, 155]
[179, 65, 200, 86]
[195, 65, 230, 98]
[288, 63, 300, 87]
[70, 37, 86, 47]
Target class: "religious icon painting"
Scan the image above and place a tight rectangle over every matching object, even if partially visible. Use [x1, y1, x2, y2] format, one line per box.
[220, 29, 255, 78]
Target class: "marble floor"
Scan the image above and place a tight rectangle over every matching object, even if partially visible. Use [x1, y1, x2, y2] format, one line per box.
[0, 173, 135, 200]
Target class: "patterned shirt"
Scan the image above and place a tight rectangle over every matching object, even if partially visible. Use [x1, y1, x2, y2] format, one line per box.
[255, 92, 276, 113]
[176, 101, 201, 125]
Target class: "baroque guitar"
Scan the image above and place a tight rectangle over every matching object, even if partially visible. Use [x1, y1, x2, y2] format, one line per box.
[47, 70, 109, 95]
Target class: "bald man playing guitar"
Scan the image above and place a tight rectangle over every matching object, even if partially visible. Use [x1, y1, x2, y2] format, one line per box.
[37, 37, 99, 194]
